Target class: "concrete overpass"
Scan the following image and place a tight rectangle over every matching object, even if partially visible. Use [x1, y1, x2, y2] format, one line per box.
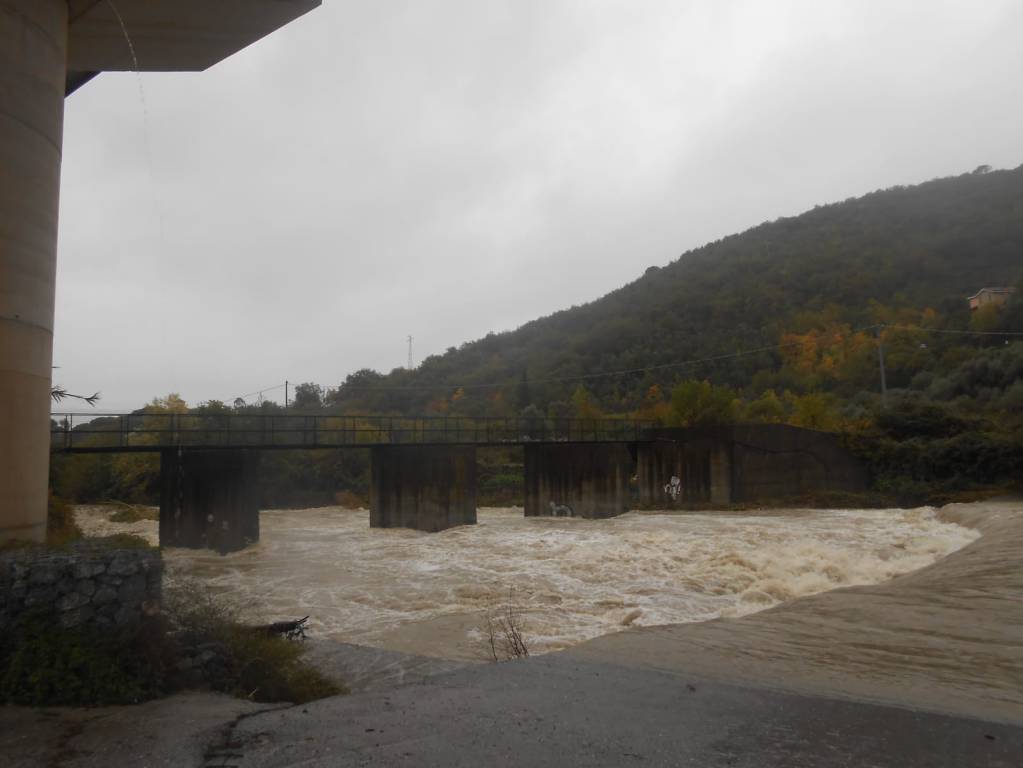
[51, 413, 868, 552]
[0, 0, 320, 544]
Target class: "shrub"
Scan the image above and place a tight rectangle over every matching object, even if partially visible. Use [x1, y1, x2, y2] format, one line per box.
[46, 491, 80, 546]
[163, 578, 344, 703]
[481, 590, 530, 662]
[0, 613, 173, 706]
[333, 490, 367, 508]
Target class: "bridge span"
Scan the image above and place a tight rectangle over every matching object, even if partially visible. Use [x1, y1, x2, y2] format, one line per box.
[51, 414, 866, 553]
[50, 413, 654, 453]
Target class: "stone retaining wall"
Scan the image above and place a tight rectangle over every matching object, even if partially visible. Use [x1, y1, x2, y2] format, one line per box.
[0, 541, 162, 631]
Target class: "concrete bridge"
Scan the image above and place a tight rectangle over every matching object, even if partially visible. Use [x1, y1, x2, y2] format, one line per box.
[51, 414, 867, 552]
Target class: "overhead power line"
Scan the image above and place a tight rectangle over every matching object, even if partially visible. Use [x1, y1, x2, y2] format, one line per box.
[327, 324, 887, 392]
[886, 324, 1023, 337]
[218, 324, 1023, 400]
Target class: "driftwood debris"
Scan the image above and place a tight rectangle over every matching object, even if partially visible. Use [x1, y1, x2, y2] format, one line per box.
[255, 616, 309, 641]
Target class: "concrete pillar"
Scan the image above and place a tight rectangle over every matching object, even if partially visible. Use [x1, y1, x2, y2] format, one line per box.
[636, 437, 733, 507]
[709, 446, 732, 505]
[159, 449, 261, 553]
[370, 445, 477, 532]
[0, 0, 67, 544]
[524, 444, 631, 519]
[637, 442, 676, 507]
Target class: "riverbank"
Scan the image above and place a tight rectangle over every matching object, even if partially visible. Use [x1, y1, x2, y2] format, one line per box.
[3, 498, 1020, 765]
[566, 497, 1023, 724]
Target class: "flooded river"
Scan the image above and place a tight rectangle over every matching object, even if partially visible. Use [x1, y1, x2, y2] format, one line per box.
[90, 505, 976, 660]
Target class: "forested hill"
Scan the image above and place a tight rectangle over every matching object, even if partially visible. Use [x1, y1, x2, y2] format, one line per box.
[54, 167, 1023, 507]
[330, 165, 1023, 416]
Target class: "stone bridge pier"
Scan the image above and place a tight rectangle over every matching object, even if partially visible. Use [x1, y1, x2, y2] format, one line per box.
[159, 449, 261, 553]
[370, 445, 477, 532]
[524, 444, 632, 519]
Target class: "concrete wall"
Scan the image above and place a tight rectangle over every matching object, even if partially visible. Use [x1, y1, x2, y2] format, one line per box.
[159, 449, 261, 552]
[370, 445, 477, 532]
[0, 0, 68, 544]
[0, 541, 161, 631]
[728, 424, 867, 503]
[524, 444, 631, 519]
[637, 438, 731, 506]
[637, 425, 867, 507]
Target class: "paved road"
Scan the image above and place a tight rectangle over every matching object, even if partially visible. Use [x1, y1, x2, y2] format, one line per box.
[227, 654, 1022, 767]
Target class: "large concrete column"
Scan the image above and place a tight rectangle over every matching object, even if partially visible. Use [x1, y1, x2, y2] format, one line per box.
[0, 1, 67, 544]
[159, 449, 261, 553]
[370, 446, 477, 532]
[524, 444, 631, 519]
[636, 436, 731, 507]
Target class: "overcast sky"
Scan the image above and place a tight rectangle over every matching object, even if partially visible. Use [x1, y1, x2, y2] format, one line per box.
[54, 0, 1023, 412]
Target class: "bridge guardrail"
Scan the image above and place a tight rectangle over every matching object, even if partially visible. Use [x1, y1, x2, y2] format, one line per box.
[50, 413, 657, 452]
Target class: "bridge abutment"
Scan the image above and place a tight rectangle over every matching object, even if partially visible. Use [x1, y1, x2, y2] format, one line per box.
[370, 445, 477, 532]
[524, 444, 631, 519]
[637, 426, 867, 507]
[159, 449, 261, 553]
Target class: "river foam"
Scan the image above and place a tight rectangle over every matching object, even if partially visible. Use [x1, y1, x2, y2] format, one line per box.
[150, 506, 977, 657]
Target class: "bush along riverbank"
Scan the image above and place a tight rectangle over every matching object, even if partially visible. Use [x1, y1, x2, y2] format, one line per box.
[0, 537, 343, 707]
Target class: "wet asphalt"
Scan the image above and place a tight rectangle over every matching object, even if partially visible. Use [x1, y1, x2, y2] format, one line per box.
[227, 653, 1022, 767]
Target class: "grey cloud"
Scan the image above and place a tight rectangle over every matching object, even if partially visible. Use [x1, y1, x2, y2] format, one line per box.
[54, 0, 1023, 410]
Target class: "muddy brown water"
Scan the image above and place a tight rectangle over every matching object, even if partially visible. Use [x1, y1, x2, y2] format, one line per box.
[77, 504, 979, 660]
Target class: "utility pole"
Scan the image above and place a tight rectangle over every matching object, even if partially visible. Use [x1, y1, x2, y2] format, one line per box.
[285, 380, 289, 410]
[407, 335, 414, 370]
[876, 326, 888, 405]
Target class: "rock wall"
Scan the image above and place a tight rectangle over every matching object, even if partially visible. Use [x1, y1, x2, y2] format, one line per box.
[0, 541, 162, 631]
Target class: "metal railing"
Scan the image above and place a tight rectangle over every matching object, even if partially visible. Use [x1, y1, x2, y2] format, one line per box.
[50, 413, 657, 453]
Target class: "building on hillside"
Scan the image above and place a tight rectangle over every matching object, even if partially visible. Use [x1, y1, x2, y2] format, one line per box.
[968, 287, 1016, 311]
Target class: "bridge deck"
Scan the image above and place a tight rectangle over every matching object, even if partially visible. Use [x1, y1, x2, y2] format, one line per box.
[50, 413, 656, 453]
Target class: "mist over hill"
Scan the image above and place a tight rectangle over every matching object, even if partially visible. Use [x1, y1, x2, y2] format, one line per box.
[329, 165, 1023, 415]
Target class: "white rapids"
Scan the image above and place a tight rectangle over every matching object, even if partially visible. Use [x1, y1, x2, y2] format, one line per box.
[123, 505, 980, 658]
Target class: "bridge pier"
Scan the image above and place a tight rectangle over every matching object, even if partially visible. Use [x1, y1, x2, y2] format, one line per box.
[636, 437, 731, 508]
[370, 445, 477, 532]
[159, 449, 261, 553]
[637, 426, 868, 507]
[524, 444, 631, 519]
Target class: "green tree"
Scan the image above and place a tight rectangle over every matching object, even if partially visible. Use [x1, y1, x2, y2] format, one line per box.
[515, 371, 532, 411]
[571, 385, 602, 419]
[744, 389, 786, 423]
[786, 392, 840, 431]
[669, 380, 738, 426]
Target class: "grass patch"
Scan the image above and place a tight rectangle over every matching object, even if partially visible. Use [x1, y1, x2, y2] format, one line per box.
[0, 613, 174, 706]
[47, 492, 82, 546]
[164, 578, 344, 703]
[220, 625, 343, 703]
[104, 502, 159, 523]
[0, 493, 83, 552]
[333, 490, 367, 508]
[0, 577, 342, 707]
